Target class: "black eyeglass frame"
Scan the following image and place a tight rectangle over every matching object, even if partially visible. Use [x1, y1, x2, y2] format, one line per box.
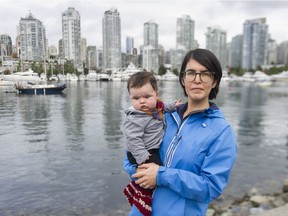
[182, 70, 215, 83]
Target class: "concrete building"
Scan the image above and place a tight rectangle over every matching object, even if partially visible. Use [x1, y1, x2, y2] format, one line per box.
[126, 36, 134, 54]
[267, 38, 277, 65]
[143, 21, 159, 73]
[48, 45, 58, 57]
[102, 8, 122, 71]
[0, 34, 13, 57]
[169, 46, 187, 72]
[230, 34, 243, 69]
[176, 15, 195, 51]
[277, 41, 288, 65]
[144, 20, 158, 49]
[142, 45, 159, 73]
[242, 17, 269, 70]
[96, 46, 103, 70]
[81, 38, 87, 67]
[86, 46, 97, 70]
[206, 26, 227, 69]
[17, 12, 47, 61]
[62, 7, 81, 67]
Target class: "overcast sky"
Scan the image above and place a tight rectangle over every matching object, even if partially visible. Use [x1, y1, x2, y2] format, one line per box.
[1, 0, 288, 51]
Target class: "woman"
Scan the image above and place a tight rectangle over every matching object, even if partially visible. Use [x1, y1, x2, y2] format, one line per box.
[123, 48, 237, 216]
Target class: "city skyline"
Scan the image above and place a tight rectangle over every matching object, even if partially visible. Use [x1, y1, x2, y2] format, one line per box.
[1, 0, 288, 51]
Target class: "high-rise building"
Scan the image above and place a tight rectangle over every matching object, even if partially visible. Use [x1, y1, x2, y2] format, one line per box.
[142, 21, 159, 73]
[267, 38, 277, 65]
[102, 8, 121, 71]
[48, 45, 58, 57]
[81, 38, 87, 66]
[62, 7, 81, 67]
[230, 35, 243, 68]
[176, 15, 195, 50]
[126, 36, 134, 54]
[242, 18, 269, 70]
[18, 12, 47, 61]
[96, 46, 103, 70]
[277, 41, 288, 65]
[0, 34, 13, 57]
[86, 46, 97, 70]
[142, 45, 159, 73]
[58, 39, 64, 59]
[169, 46, 187, 72]
[206, 26, 227, 69]
[144, 21, 158, 49]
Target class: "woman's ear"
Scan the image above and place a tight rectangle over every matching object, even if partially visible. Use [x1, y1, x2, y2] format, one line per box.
[212, 80, 217, 88]
[181, 78, 185, 86]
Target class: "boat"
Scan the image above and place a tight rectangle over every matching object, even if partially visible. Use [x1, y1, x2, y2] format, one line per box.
[121, 63, 142, 81]
[253, 71, 274, 86]
[221, 70, 232, 82]
[85, 70, 98, 81]
[66, 73, 78, 81]
[161, 70, 178, 81]
[1, 69, 41, 83]
[271, 71, 288, 81]
[98, 73, 111, 81]
[15, 52, 66, 94]
[0, 78, 15, 87]
[16, 82, 66, 95]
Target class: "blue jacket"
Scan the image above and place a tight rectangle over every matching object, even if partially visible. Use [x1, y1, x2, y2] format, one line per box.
[123, 103, 237, 216]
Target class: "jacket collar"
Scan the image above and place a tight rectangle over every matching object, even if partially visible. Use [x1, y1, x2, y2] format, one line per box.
[176, 102, 219, 120]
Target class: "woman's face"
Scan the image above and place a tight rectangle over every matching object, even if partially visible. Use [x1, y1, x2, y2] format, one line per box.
[182, 58, 216, 104]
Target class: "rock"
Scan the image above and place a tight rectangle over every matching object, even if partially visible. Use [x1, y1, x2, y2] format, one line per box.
[249, 187, 260, 196]
[283, 179, 288, 193]
[250, 207, 265, 214]
[250, 195, 268, 207]
[281, 192, 288, 203]
[206, 208, 215, 216]
[270, 196, 285, 208]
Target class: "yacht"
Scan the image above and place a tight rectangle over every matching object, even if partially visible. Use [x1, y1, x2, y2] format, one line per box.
[161, 71, 178, 81]
[1, 69, 41, 84]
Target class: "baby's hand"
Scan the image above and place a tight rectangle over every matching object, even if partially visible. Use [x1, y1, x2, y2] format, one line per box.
[175, 99, 182, 107]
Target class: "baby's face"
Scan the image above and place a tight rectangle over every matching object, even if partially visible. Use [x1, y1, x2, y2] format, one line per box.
[129, 83, 158, 112]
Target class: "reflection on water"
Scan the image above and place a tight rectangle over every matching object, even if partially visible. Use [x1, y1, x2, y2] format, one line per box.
[0, 81, 287, 215]
[102, 82, 126, 148]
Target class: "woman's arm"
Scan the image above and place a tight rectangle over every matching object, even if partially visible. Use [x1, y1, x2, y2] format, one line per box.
[132, 126, 237, 202]
[123, 154, 138, 179]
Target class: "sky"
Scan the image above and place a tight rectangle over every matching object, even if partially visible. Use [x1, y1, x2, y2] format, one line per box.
[1, 0, 288, 51]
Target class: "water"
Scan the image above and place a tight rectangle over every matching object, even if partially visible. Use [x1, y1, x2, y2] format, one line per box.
[0, 81, 287, 215]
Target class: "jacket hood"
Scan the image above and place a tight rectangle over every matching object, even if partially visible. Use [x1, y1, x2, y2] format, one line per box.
[124, 106, 147, 115]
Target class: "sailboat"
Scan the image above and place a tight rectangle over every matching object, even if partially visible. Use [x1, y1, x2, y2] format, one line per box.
[15, 62, 66, 95]
[16, 82, 66, 95]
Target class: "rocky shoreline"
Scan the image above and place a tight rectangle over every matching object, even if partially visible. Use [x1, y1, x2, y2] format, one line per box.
[207, 178, 288, 216]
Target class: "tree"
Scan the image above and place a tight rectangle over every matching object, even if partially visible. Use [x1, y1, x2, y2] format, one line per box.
[172, 68, 179, 76]
[158, 64, 166, 75]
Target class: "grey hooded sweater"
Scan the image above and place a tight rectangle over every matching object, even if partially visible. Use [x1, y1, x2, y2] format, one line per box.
[122, 102, 177, 164]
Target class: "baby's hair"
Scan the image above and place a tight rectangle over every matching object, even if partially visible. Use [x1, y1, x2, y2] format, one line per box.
[127, 71, 158, 93]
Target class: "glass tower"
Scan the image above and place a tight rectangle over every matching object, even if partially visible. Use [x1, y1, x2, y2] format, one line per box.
[62, 7, 81, 67]
[102, 8, 121, 71]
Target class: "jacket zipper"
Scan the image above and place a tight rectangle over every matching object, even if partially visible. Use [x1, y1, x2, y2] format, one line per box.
[164, 116, 188, 167]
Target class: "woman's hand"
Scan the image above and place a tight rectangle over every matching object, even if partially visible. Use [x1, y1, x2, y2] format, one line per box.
[132, 163, 160, 189]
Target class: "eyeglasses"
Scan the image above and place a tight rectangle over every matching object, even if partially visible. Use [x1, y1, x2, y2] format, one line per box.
[183, 70, 215, 83]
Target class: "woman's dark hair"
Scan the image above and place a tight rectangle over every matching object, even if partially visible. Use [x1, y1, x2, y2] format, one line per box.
[179, 48, 222, 100]
[127, 71, 158, 93]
